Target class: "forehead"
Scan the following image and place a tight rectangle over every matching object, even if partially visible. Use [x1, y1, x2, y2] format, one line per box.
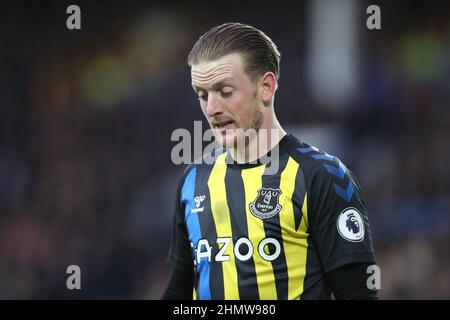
[191, 53, 246, 88]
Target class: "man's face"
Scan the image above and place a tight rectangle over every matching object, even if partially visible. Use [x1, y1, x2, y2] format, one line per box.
[191, 53, 263, 148]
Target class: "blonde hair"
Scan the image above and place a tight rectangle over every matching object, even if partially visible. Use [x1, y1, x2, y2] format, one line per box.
[187, 22, 281, 81]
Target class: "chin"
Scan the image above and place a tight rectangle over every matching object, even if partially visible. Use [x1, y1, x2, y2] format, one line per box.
[215, 132, 237, 148]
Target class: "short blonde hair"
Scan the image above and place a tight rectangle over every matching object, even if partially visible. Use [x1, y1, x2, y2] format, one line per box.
[187, 22, 281, 81]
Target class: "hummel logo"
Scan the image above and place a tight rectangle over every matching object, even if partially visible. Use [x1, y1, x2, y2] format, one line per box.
[192, 195, 206, 213]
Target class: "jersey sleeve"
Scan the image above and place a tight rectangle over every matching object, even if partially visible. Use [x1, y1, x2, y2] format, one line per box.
[307, 158, 376, 274]
[167, 168, 195, 271]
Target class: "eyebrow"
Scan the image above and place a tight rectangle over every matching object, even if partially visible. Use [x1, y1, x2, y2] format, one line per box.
[192, 78, 235, 93]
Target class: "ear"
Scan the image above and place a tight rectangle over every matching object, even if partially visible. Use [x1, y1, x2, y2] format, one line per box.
[260, 71, 277, 107]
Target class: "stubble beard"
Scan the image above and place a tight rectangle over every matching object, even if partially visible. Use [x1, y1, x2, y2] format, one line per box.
[231, 108, 263, 150]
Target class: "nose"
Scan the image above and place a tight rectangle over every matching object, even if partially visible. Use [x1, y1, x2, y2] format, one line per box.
[205, 93, 223, 117]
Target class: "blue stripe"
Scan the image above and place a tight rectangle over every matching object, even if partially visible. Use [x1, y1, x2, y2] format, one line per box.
[324, 163, 345, 179]
[311, 153, 335, 162]
[333, 181, 354, 202]
[181, 168, 211, 300]
[297, 146, 317, 154]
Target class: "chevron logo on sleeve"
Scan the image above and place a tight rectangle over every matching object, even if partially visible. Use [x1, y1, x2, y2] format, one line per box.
[297, 147, 354, 202]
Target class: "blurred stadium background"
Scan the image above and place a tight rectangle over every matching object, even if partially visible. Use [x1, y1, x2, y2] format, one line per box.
[0, 0, 449, 299]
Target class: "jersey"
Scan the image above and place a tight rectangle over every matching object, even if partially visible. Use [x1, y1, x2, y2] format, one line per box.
[168, 133, 375, 300]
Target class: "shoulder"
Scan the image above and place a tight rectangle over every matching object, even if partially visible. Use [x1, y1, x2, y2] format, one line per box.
[287, 134, 344, 176]
[177, 147, 227, 187]
[287, 134, 354, 198]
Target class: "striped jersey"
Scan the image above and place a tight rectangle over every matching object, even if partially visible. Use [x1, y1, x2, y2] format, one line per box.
[168, 133, 375, 300]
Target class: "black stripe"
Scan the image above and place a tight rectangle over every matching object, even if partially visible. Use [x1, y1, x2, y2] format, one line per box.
[301, 234, 331, 299]
[294, 167, 320, 299]
[293, 160, 306, 232]
[194, 164, 224, 300]
[260, 153, 290, 300]
[225, 166, 260, 299]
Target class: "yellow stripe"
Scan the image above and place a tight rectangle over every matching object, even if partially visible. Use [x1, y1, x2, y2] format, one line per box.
[193, 286, 197, 300]
[241, 165, 277, 299]
[279, 157, 309, 299]
[208, 152, 240, 299]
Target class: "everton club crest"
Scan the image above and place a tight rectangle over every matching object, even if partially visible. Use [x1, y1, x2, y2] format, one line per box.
[249, 188, 282, 219]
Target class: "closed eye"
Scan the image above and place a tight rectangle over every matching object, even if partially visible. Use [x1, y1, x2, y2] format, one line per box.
[220, 90, 233, 98]
[220, 87, 234, 98]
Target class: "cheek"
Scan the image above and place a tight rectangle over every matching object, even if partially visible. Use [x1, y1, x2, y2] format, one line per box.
[229, 93, 257, 121]
[242, 97, 260, 124]
[199, 101, 208, 116]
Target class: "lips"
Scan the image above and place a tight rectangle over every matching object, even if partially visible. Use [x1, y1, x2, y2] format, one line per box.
[213, 120, 235, 134]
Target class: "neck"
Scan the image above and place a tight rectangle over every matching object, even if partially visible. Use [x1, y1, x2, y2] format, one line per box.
[229, 118, 286, 164]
